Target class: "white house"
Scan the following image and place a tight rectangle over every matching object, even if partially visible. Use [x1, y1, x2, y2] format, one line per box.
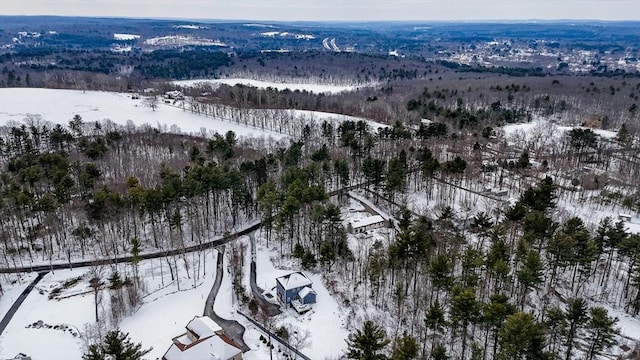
[619, 213, 632, 222]
[348, 215, 387, 234]
[162, 316, 243, 360]
[165, 90, 185, 100]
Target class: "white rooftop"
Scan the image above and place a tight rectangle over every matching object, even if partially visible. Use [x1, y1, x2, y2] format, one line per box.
[298, 286, 316, 299]
[351, 215, 385, 229]
[276, 272, 312, 290]
[164, 335, 242, 360]
[186, 316, 222, 339]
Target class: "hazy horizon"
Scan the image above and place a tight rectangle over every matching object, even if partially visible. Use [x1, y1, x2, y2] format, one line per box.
[2, 0, 639, 22]
[3, 14, 640, 24]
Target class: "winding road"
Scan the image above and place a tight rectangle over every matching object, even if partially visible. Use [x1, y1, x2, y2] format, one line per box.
[0, 221, 263, 274]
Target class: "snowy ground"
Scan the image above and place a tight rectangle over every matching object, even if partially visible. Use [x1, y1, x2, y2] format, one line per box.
[0, 234, 352, 360]
[0, 268, 96, 359]
[292, 109, 390, 131]
[173, 78, 367, 94]
[0, 88, 287, 140]
[0, 273, 37, 319]
[243, 230, 351, 360]
[0, 249, 219, 360]
[119, 250, 220, 360]
[501, 118, 618, 148]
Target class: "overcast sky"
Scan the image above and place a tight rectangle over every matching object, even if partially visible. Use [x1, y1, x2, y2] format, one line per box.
[1, 0, 639, 21]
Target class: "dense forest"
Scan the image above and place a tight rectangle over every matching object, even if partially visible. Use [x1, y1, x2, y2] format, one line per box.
[0, 79, 639, 359]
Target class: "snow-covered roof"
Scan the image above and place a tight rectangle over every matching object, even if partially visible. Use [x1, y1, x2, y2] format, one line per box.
[164, 334, 242, 360]
[625, 222, 640, 235]
[276, 272, 312, 290]
[186, 316, 221, 339]
[298, 286, 317, 299]
[348, 191, 392, 221]
[350, 215, 385, 229]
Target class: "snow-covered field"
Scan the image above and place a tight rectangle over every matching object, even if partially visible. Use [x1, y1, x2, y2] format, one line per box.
[0, 88, 286, 140]
[501, 118, 618, 148]
[113, 33, 140, 41]
[174, 78, 366, 94]
[292, 109, 390, 131]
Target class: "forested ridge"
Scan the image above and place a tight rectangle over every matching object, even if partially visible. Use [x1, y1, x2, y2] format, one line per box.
[0, 86, 639, 359]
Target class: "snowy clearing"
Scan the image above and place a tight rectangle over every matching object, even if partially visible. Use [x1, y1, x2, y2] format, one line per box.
[113, 33, 140, 41]
[174, 78, 366, 94]
[0, 88, 287, 140]
[501, 118, 618, 146]
[292, 109, 390, 131]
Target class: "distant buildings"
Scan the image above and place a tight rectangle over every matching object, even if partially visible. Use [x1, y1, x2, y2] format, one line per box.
[163, 316, 243, 360]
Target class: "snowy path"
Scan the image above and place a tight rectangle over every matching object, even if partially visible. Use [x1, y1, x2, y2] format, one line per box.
[249, 232, 282, 316]
[0, 272, 47, 336]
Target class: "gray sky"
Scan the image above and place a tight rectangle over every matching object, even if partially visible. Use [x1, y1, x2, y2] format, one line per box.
[2, 0, 639, 21]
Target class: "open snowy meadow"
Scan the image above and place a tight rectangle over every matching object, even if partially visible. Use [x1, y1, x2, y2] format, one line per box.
[173, 78, 368, 94]
[0, 88, 287, 140]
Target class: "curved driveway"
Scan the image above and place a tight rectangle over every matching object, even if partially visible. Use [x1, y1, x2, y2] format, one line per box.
[0, 271, 47, 336]
[248, 232, 282, 317]
[203, 246, 250, 352]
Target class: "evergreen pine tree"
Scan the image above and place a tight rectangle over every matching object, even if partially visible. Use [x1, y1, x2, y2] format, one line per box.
[430, 343, 449, 360]
[82, 329, 150, 360]
[585, 307, 619, 360]
[498, 312, 546, 360]
[564, 298, 589, 360]
[346, 320, 390, 360]
[391, 333, 419, 360]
